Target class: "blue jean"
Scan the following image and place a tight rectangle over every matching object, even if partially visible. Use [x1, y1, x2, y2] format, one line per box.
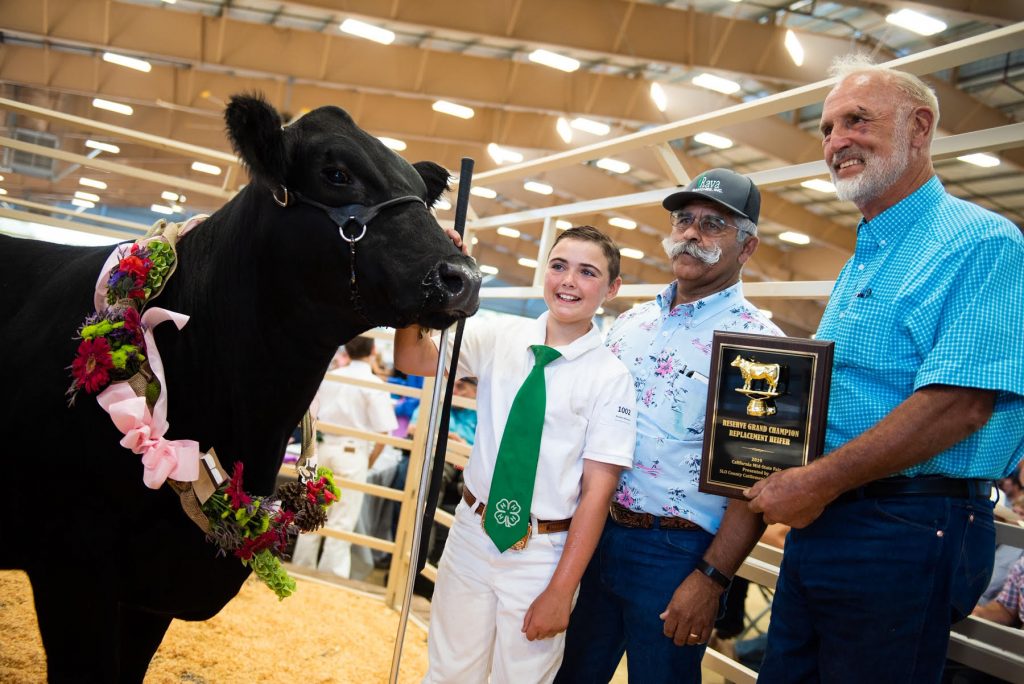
[758, 493, 995, 684]
[555, 519, 715, 684]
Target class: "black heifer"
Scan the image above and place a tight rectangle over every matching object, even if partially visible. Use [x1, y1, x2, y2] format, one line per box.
[0, 94, 481, 682]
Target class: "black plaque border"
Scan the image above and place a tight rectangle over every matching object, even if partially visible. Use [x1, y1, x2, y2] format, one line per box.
[699, 332, 834, 499]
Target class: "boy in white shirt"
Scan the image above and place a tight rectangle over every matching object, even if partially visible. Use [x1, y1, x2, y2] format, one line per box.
[395, 226, 637, 683]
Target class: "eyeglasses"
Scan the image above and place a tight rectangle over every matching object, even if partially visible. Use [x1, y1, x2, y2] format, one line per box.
[669, 210, 740, 236]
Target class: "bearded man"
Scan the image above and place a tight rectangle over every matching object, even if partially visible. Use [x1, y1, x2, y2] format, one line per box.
[748, 55, 1024, 683]
[557, 168, 782, 684]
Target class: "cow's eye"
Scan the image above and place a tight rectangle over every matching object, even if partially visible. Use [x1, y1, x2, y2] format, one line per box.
[323, 168, 352, 186]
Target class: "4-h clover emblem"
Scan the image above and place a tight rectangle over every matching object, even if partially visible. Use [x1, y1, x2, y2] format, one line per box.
[493, 498, 522, 528]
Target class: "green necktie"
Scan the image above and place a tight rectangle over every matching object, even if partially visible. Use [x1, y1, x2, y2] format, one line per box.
[485, 344, 562, 552]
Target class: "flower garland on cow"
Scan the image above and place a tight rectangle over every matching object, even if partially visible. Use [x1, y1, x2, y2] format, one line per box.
[67, 217, 338, 599]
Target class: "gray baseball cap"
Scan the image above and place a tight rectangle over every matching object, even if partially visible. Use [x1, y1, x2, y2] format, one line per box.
[662, 168, 761, 224]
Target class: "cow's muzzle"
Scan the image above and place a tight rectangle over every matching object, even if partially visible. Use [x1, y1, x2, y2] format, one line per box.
[430, 256, 482, 316]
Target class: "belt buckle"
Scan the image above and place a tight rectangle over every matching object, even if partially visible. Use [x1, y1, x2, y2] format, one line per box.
[480, 503, 531, 551]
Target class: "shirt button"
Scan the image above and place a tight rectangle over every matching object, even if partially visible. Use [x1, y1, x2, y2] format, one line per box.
[880, 239, 887, 247]
[857, 264, 865, 271]
[839, 312, 845, 319]
[662, 332, 669, 337]
[936, 530, 944, 538]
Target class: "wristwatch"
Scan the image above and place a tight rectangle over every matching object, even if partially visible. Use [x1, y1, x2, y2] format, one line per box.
[694, 559, 732, 589]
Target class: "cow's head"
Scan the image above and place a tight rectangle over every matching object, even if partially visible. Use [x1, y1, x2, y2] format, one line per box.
[224, 94, 480, 331]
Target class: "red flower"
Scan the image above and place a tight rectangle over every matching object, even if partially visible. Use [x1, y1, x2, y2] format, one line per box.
[119, 254, 152, 280]
[305, 477, 337, 505]
[71, 337, 114, 393]
[226, 462, 252, 509]
[122, 307, 145, 346]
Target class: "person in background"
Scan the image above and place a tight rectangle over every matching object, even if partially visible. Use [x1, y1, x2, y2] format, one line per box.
[292, 336, 398, 578]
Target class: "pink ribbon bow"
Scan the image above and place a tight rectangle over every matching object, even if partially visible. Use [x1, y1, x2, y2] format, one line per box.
[96, 308, 199, 489]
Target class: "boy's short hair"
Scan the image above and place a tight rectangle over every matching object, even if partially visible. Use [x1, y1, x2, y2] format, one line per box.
[344, 335, 375, 360]
[551, 225, 621, 283]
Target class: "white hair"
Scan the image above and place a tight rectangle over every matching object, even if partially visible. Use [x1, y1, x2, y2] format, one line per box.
[829, 54, 940, 135]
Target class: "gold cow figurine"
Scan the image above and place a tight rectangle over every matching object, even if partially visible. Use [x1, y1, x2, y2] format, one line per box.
[731, 355, 781, 416]
[731, 355, 781, 394]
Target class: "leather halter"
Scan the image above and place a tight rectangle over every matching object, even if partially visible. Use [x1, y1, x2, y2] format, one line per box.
[271, 185, 427, 322]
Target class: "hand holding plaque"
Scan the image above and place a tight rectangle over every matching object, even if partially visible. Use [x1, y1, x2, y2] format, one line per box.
[699, 332, 833, 499]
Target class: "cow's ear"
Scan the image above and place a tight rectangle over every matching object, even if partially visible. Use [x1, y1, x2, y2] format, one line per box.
[225, 93, 287, 188]
[413, 161, 451, 208]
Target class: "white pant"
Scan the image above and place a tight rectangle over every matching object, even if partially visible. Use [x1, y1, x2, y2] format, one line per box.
[423, 498, 569, 684]
[292, 437, 368, 578]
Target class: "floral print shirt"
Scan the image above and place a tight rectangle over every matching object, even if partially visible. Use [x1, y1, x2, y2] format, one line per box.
[996, 555, 1024, 625]
[606, 281, 782, 534]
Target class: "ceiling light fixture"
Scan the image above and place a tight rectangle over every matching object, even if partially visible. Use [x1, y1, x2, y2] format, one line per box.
[479, 264, 499, 275]
[555, 219, 573, 229]
[79, 177, 108, 190]
[102, 52, 152, 73]
[570, 117, 610, 136]
[470, 186, 498, 199]
[71, 198, 95, 208]
[596, 157, 631, 174]
[496, 226, 521, 238]
[339, 18, 396, 45]
[609, 217, 637, 230]
[517, 257, 538, 268]
[524, 181, 553, 195]
[528, 49, 580, 73]
[957, 152, 1000, 168]
[779, 231, 811, 245]
[692, 72, 741, 95]
[784, 30, 805, 67]
[620, 247, 644, 259]
[759, 309, 774, 319]
[556, 117, 573, 144]
[434, 198, 452, 211]
[161, 190, 182, 202]
[150, 204, 174, 215]
[85, 140, 120, 154]
[650, 82, 668, 112]
[885, 9, 947, 36]
[377, 136, 407, 151]
[487, 143, 524, 165]
[0, 188, 7, 195]
[191, 161, 222, 175]
[74, 191, 101, 202]
[801, 178, 836, 193]
[694, 132, 733, 149]
[92, 98, 134, 116]
[432, 100, 475, 119]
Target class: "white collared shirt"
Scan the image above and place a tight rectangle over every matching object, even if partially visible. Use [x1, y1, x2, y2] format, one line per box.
[318, 360, 398, 436]
[452, 312, 636, 520]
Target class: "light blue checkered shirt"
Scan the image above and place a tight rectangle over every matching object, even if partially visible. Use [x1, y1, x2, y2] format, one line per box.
[605, 282, 783, 533]
[817, 176, 1024, 478]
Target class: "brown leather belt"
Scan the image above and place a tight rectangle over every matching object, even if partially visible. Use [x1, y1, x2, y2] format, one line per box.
[609, 501, 703, 531]
[463, 488, 573, 534]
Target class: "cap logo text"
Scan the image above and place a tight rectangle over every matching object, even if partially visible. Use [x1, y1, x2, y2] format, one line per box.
[696, 177, 723, 193]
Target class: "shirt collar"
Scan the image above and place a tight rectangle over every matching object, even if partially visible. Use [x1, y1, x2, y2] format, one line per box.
[655, 280, 746, 327]
[344, 359, 375, 376]
[531, 311, 604, 362]
[857, 175, 943, 241]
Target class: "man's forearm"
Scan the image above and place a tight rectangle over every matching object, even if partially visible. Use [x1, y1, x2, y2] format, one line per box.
[701, 499, 766, 578]
[807, 384, 995, 500]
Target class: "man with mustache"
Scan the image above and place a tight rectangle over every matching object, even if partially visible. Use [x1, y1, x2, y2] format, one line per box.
[557, 168, 782, 684]
[748, 55, 1024, 683]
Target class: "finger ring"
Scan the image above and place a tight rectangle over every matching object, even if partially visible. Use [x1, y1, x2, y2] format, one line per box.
[689, 633, 700, 639]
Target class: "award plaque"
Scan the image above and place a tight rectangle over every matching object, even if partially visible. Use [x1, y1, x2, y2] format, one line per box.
[698, 332, 834, 499]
